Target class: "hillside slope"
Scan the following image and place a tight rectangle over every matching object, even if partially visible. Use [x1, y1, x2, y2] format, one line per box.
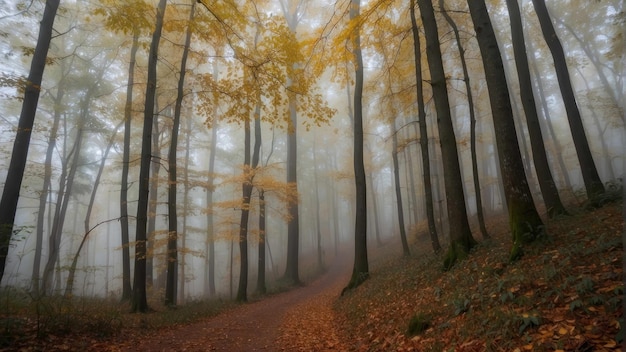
[336, 202, 623, 351]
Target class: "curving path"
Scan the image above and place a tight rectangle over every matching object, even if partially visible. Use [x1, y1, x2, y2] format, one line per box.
[115, 257, 352, 351]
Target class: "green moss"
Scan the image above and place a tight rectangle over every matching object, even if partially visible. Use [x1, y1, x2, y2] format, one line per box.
[508, 197, 545, 262]
[443, 241, 470, 271]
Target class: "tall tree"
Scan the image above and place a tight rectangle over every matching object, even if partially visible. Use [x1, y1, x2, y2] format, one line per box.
[531, 0, 605, 199]
[344, 0, 369, 292]
[132, 0, 168, 313]
[32, 55, 72, 296]
[466, 0, 544, 260]
[165, 0, 195, 307]
[416, 0, 476, 269]
[0, 0, 60, 283]
[65, 122, 123, 297]
[279, 0, 304, 286]
[505, 0, 567, 218]
[409, 0, 441, 252]
[438, 0, 490, 236]
[120, 32, 139, 301]
[392, 129, 410, 257]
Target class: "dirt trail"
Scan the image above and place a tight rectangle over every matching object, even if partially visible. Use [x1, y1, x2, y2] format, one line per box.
[120, 257, 352, 352]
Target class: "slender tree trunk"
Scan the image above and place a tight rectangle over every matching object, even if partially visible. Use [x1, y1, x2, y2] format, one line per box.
[206, 120, 218, 297]
[237, 77, 262, 302]
[33, 61, 68, 296]
[504, 0, 567, 218]
[439, 0, 491, 235]
[417, 0, 476, 269]
[368, 173, 383, 246]
[280, 0, 303, 286]
[65, 123, 122, 297]
[0, 0, 59, 283]
[392, 132, 410, 256]
[344, 0, 369, 293]
[42, 95, 91, 295]
[120, 33, 139, 301]
[165, 1, 194, 307]
[146, 109, 161, 289]
[180, 111, 193, 304]
[132, 0, 167, 313]
[256, 190, 267, 294]
[236, 118, 252, 302]
[531, 0, 605, 198]
[466, 0, 544, 261]
[526, 37, 573, 191]
[409, 0, 440, 252]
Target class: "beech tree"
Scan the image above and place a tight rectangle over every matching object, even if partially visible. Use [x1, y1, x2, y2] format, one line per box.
[416, 0, 476, 269]
[531, 0, 606, 201]
[466, 0, 544, 260]
[0, 0, 60, 284]
[505, 0, 567, 218]
[344, 0, 369, 292]
[93, 0, 153, 301]
[132, 0, 168, 313]
[410, 0, 441, 252]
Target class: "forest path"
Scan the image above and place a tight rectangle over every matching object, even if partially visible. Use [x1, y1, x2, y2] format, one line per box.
[119, 256, 352, 351]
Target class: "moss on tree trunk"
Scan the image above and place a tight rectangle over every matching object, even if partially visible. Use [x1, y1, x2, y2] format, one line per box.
[443, 233, 477, 271]
[508, 196, 545, 262]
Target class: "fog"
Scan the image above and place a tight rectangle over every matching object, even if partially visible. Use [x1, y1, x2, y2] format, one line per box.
[0, 0, 623, 304]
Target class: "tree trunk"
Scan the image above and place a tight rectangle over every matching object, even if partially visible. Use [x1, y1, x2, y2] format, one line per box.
[120, 32, 139, 301]
[165, 1, 194, 307]
[466, 0, 544, 261]
[0, 0, 60, 283]
[280, 0, 303, 286]
[392, 132, 410, 257]
[42, 93, 91, 295]
[344, 0, 369, 293]
[256, 190, 267, 294]
[33, 59, 69, 296]
[132, 0, 167, 313]
[204, 59, 220, 297]
[417, 0, 476, 270]
[505, 0, 567, 218]
[531, 0, 605, 199]
[409, 0, 441, 252]
[65, 122, 122, 297]
[439, 0, 491, 236]
[206, 119, 218, 297]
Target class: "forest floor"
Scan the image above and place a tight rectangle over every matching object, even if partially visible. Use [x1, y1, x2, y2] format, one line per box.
[1, 201, 623, 351]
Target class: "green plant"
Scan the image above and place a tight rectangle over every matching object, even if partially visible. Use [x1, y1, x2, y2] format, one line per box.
[407, 313, 431, 336]
[518, 313, 541, 334]
[575, 277, 595, 295]
[453, 298, 470, 316]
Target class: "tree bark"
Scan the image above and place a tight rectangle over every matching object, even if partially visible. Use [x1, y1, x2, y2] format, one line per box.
[409, 0, 441, 252]
[417, 0, 476, 270]
[132, 0, 167, 313]
[32, 57, 69, 296]
[531, 0, 605, 199]
[466, 0, 544, 261]
[0, 0, 60, 284]
[120, 32, 139, 301]
[505, 0, 567, 218]
[439, 0, 491, 236]
[165, 0, 195, 307]
[344, 0, 369, 293]
[392, 132, 410, 257]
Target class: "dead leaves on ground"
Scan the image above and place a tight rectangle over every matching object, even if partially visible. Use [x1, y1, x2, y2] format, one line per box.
[336, 203, 624, 351]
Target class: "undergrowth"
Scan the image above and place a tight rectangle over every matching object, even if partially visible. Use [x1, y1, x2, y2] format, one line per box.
[336, 202, 624, 351]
